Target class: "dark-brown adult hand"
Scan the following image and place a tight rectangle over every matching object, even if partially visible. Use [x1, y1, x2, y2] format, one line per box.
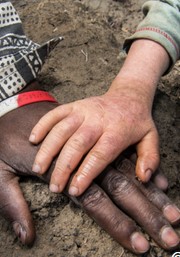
[0, 90, 179, 254]
[0, 155, 179, 254]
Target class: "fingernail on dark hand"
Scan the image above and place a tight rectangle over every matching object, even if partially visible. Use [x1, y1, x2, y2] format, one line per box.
[163, 205, 180, 223]
[13, 222, 27, 244]
[153, 174, 168, 191]
[161, 226, 180, 248]
[131, 232, 149, 253]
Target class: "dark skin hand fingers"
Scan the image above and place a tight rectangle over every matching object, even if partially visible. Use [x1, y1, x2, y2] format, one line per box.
[97, 162, 180, 250]
[0, 133, 150, 254]
[0, 155, 149, 253]
[0, 160, 35, 245]
[0, 155, 178, 253]
[152, 171, 169, 192]
[115, 158, 180, 225]
[73, 183, 149, 254]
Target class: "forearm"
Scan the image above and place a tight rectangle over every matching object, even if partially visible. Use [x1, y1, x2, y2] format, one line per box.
[124, 0, 180, 72]
[109, 39, 170, 108]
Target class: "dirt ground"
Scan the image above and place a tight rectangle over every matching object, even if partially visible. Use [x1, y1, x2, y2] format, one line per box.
[0, 0, 179, 256]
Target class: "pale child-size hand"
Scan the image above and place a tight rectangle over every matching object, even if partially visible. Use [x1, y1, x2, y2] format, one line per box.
[29, 83, 158, 196]
[29, 39, 170, 196]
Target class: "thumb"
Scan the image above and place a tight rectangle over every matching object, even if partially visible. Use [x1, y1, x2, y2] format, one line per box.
[0, 162, 35, 245]
[135, 127, 160, 183]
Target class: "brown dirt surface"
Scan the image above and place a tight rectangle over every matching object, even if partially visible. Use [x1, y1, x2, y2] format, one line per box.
[0, 0, 179, 257]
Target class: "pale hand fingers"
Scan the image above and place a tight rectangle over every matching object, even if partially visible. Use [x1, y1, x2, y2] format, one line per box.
[49, 124, 102, 193]
[32, 114, 83, 174]
[29, 104, 72, 144]
[68, 126, 159, 196]
[136, 127, 160, 182]
[29, 93, 160, 196]
[37, 125, 159, 196]
[66, 131, 128, 196]
[119, 148, 169, 191]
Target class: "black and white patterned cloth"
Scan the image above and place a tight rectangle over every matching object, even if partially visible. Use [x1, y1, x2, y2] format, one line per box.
[0, 0, 62, 102]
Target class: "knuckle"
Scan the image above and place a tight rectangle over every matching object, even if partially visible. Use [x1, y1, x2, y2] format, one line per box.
[52, 116, 79, 136]
[116, 158, 134, 173]
[80, 126, 100, 145]
[51, 126, 64, 141]
[54, 162, 70, 176]
[41, 109, 55, 124]
[53, 165, 64, 175]
[146, 184, 169, 207]
[91, 150, 111, 163]
[39, 145, 52, 158]
[146, 185, 159, 200]
[70, 136, 86, 151]
[103, 133, 118, 149]
[144, 209, 168, 230]
[98, 134, 119, 161]
[103, 171, 135, 199]
[70, 137, 84, 152]
[110, 216, 136, 238]
[79, 185, 108, 210]
[69, 113, 82, 126]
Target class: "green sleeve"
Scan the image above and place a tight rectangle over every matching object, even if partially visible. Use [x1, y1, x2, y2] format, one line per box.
[123, 0, 180, 73]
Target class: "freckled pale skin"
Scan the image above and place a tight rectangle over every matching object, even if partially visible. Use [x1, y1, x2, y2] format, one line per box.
[30, 39, 170, 196]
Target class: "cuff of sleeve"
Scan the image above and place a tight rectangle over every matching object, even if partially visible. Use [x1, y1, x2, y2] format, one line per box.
[123, 27, 179, 75]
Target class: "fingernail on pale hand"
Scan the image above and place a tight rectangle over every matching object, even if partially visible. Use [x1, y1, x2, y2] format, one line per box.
[32, 163, 41, 173]
[69, 186, 79, 196]
[131, 232, 149, 253]
[50, 184, 59, 193]
[161, 226, 180, 247]
[163, 205, 180, 223]
[144, 169, 152, 182]
[29, 133, 36, 143]
[13, 222, 27, 245]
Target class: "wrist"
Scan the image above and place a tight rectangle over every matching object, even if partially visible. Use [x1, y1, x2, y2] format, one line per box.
[122, 39, 170, 79]
[107, 76, 154, 112]
[109, 39, 170, 107]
